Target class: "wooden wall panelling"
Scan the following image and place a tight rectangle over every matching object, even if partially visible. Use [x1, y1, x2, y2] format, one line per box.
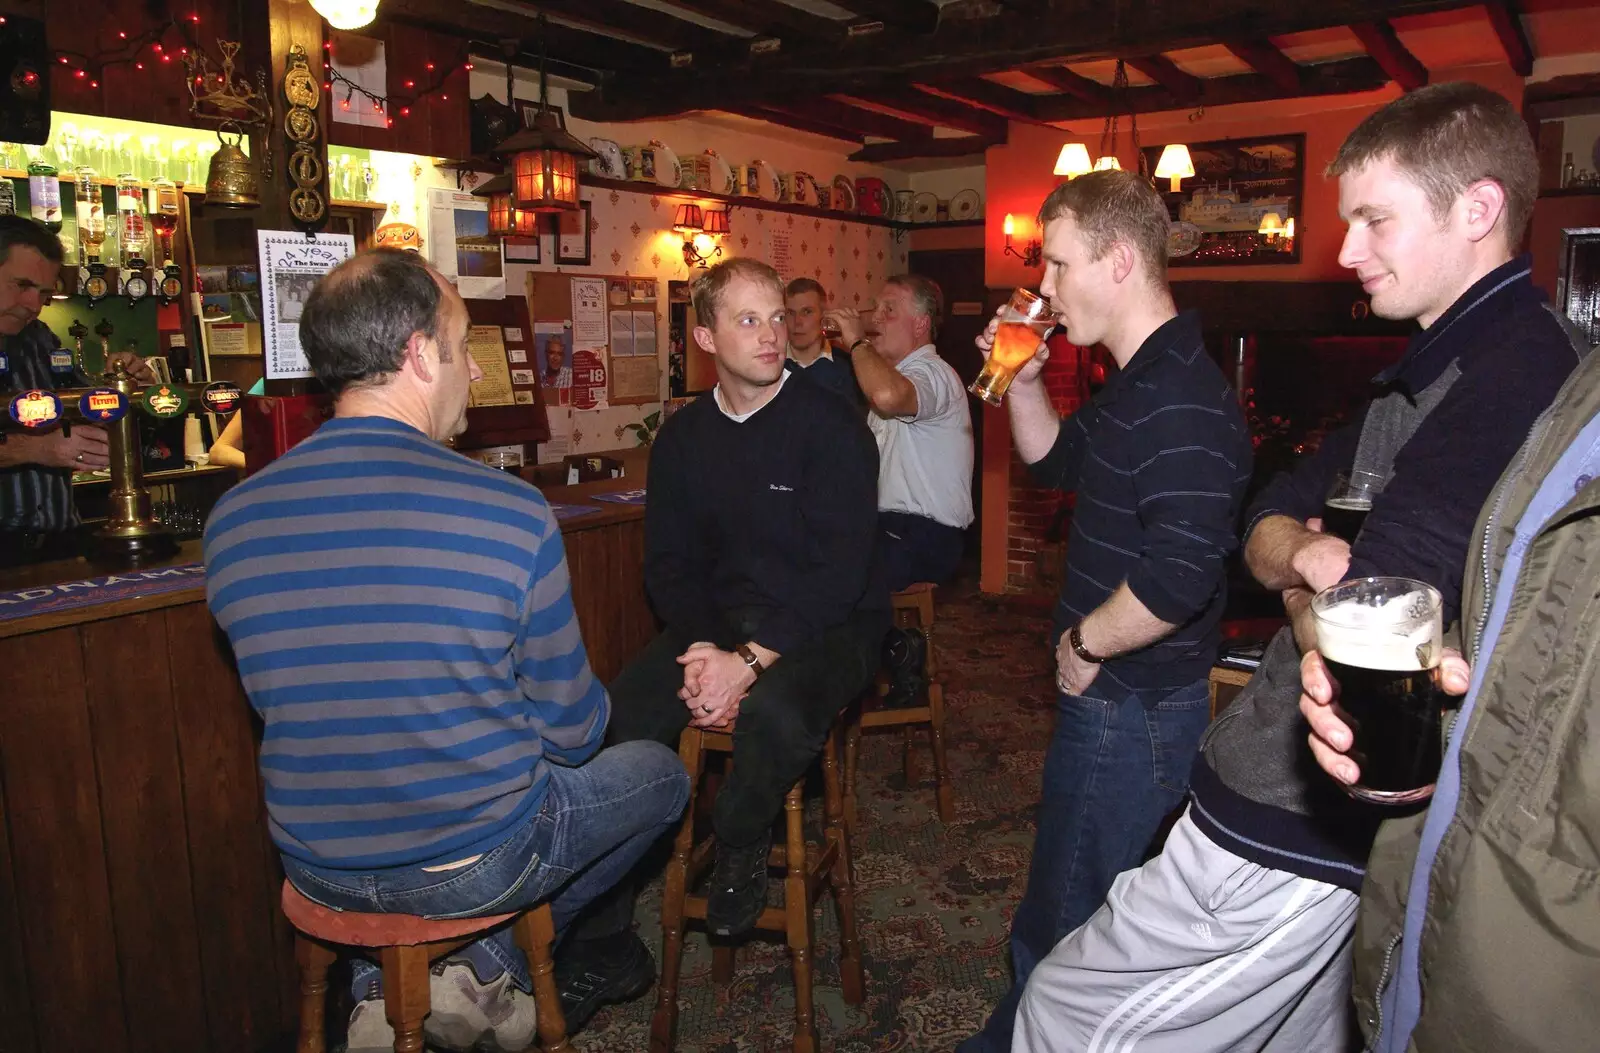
[0, 747, 39, 1053]
[80, 613, 211, 1053]
[164, 603, 291, 1050]
[563, 519, 653, 684]
[0, 628, 130, 1053]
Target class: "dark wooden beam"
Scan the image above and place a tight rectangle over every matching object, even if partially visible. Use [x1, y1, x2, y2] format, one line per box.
[390, 0, 669, 75]
[1126, 54, 1202, 101]
[848, 134, 1002, 163]
[917, 78, 1042, 123]
[1020, 63, 1109, 103]
[1482, 0, 1534, 77]
[525, 0, 737, 53]
[724, 104, 864, 143]
[1350, 21, 1429, 90]
[761, 98, 935, 141]
[831, 90, 1009, 137]
[568, 0, 1476, 120]
[1029, 55, 1390, 122]
[1224, 39, 1303, 94]
[649, 0, 842, 41]
[840, 0, 941, 33]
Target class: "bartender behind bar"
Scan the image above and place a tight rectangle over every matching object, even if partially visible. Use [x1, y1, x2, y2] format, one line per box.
[0, 216, 153, 567]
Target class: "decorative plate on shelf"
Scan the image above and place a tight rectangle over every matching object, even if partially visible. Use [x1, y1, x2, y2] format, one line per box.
[1167, 220, 1203, 258]
[756, 161, 782, 201]
[832, 176, 856, 212]
[949, 188, 982, 220]
[589, 138, 626, 180]
[911, 191, 938, 223]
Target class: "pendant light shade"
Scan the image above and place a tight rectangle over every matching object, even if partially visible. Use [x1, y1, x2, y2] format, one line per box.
[309, 0, 379, 30]
[1154, 143, 1196, 193]
[1054, 143, 1093, 179]
[494, 19, 596, 213]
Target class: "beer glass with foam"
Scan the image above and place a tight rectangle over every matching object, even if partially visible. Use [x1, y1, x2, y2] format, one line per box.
[969, 288, 1053, 406]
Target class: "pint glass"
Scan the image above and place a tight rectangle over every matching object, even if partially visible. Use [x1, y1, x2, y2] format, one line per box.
[1312, 576, 1445, 804]
[1321, 469, 1384, 544]
[969, 288, 1053, 406]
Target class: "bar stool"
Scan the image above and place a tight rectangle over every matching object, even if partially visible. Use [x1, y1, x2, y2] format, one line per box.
[282, 881, 571, 1053]
[650, 717, 864, 1053]
[844, 582, 954, 824]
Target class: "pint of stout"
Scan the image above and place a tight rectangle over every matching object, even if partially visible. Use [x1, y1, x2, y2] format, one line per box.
[1311, 577, 1444, 804]
[1321, 469, 1385, 544]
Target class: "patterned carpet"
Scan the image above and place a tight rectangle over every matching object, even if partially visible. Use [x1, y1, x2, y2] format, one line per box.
[573, 576, 1059, 1052]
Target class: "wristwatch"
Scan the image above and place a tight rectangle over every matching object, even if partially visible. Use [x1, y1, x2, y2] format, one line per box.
[849, 338, 873, 354]
[736, 643, 765, 678]
[1069, 623, 1107, 665]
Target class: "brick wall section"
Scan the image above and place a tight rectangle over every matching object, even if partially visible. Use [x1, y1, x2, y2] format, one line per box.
[1006, 336, 1087, 593]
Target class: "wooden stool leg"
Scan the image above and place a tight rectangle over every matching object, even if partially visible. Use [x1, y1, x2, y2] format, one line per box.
[294, 935, 338, 1053]
[711, 943, 736, 984]
[843, 705, 861, 831]
[782, 782, 817, 1053]
[651, 729, 703, 1053]
[379, 945, 431, 1053]
[823, 729, 865, 1005]
[514, 905, 573, 1053]
[927, 680, 955, 823]
[902, 724, 921, 784]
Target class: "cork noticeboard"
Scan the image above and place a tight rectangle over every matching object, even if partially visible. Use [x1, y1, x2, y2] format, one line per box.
[526, 271, 662, 407]
[456, 285, 551, 449]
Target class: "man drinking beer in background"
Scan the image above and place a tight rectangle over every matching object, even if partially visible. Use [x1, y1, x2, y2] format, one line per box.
[956, 168, 1253, 1052]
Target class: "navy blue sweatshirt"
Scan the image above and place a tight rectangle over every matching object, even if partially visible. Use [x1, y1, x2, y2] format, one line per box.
[1193, 256, 1585, 890]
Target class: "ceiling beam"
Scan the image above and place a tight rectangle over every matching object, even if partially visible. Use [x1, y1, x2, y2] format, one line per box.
[761, 98, 935, 141]
[1028, 55, 1390, 122]
[521, 0, 736, 53]
[1350, 21, 1429, 90]
[1482, 0, 1534, 77]
[723, 104, 864, 143]
[388, 0, 669, 76]
[1223, 39, 1303, 94]
[1126, 54, 1202, 101]
[836, 0, 941, 33]
[848, 134, 1002, 163]
[649, 0, 842, 41]
[1020, 63, 1109, 103]
[917, 78, 1043, 123]
[567, 0, 1476, 120]
[831, 90, 1008, 137]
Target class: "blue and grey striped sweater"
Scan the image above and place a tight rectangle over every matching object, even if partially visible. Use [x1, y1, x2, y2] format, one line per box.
[204, 415, 608, 871]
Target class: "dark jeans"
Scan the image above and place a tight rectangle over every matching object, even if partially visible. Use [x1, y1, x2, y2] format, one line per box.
[281, 740, 689, 998]
[570, 608, 887, 944]
[959, 676, 1212, 1053]
[879, 510, 964, 592]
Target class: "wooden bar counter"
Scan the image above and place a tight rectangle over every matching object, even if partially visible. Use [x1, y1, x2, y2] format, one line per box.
[0, 472, 653, 1052]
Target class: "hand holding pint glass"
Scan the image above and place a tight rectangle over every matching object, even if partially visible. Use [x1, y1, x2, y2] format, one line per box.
[971, 288, 1053, 406]
[1322, 469, 1384, 544]
[1309, 577, 1447, 804]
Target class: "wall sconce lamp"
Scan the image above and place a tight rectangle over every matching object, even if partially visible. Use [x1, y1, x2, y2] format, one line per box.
[675, 203, 727, 268]
[1003, 213, 1042, 267]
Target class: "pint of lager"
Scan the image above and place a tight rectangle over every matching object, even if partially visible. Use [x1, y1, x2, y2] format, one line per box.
[1311, 576, 1444, 804]
[969, 287, 1053, 407]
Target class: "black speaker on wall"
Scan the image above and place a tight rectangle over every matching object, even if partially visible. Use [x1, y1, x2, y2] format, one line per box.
[0, 15, 51, 146]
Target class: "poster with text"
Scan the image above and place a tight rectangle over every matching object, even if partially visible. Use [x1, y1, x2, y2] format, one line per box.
[571, 278, 608, 350]
[534, 321, 573, 407]
[425, 187, 505, 299]
[257, 230, 356, 379]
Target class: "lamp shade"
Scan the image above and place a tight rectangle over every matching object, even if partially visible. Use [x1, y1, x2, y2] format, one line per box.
[1154, 143, 1195, 192]
[1003, 213, 1016, 237]
[673, 203, 704, 232]
[309, 0, 378, 30]
[1093, 155, 1122, 171]
[474, 172, 540, 238]
[1054, 143, 1093, 179]
[701, 208, 729, 235]
[1258, 212, 1284, 235]
[497, 108, 596, 212]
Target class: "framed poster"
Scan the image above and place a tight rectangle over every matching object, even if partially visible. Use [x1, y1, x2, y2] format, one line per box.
[504, 236, 541, 264]
[1141, 133, 1305, 267]
[256, 230, 356, 379]
[557, 201, 592, 266]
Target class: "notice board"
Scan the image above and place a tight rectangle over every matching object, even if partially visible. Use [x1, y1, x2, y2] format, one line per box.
[456, 285, 551, 449]
[525, 271, 663, 407]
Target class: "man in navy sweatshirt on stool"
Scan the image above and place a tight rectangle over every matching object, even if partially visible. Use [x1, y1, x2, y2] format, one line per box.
[553, 257, 889, 1032]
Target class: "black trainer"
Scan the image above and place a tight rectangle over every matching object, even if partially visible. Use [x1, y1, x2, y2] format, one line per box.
[706, 830, 772, 937]
[554, 931, 657, 1035]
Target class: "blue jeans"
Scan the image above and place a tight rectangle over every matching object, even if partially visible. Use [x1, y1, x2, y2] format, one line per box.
[959, 676, 1211, 1053]
[281, 740, 689, 999]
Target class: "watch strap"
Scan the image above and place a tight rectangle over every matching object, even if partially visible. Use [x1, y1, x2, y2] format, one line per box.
[1069, 623, 1106, 665]
[736, 643, 764, 678]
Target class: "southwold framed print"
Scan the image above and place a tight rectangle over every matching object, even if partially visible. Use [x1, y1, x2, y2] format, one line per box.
[1141, 133, 1305, 267]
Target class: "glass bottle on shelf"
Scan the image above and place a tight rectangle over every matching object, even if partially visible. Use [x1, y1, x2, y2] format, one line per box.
[116, 174, 147, 268]
[1563, 152, 1576, 189]
[27, 161, 61, 231]
[0, 179, 14, 216]
[360, 159, 375, 202]
[149, 178, 180, 266]
[75, 167, 106, 261]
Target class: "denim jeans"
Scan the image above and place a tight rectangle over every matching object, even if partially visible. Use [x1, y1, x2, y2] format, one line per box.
[959, 675, 1212, 1053]
[879, 510, 965, 593]
[281, 739, 689, 999]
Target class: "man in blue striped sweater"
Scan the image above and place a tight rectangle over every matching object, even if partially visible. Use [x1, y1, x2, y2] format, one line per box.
[204, 248, 689, 1052]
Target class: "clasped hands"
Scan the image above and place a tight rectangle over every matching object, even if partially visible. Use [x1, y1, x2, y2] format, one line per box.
[677, 642, 756, 730]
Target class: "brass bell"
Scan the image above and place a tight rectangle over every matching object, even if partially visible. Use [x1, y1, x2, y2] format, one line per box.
[204, 122, 260, 209]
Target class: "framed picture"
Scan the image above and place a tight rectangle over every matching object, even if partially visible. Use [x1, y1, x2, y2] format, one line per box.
[516, 100, 566, 131]
[504, 235, 541, 264]
[1140, 133, 1305, 267]
[557, 200, 592, 266]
